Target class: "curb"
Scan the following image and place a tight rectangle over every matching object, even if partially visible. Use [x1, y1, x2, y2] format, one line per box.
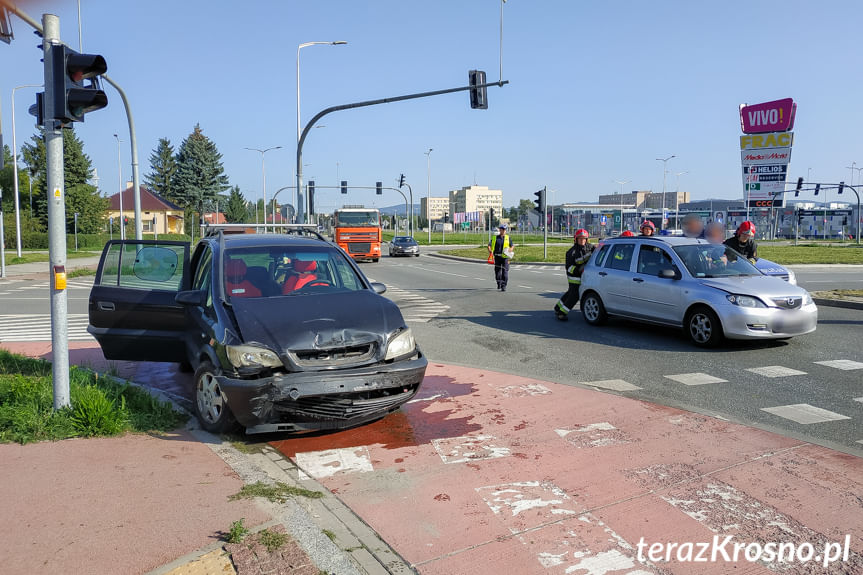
[427, 252, 562, 267]
[812, 297, 863, 311]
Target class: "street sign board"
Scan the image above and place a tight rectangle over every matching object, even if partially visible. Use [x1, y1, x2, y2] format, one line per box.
[740, 136, 793, 208]
[739, 98, 796, 134]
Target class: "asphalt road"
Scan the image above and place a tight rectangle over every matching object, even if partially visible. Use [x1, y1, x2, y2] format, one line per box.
[1, 255, 861, 455]
[366, 252, 863, 456]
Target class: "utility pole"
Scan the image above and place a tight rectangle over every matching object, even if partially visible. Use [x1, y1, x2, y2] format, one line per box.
[43, 13, 70, 409]
[543, 185, 548, 260]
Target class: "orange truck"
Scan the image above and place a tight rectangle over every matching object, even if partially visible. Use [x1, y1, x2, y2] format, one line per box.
[333, 207, 382, 262]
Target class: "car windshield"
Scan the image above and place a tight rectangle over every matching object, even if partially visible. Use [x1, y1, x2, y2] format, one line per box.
[336, 211, 380, 226]
[673, 244, 761, 279]
[394, 237, 416, 244]
[223, 246, 366, 300]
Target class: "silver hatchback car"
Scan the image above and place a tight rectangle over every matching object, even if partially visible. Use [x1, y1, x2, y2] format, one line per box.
[579, 237, 817, 347]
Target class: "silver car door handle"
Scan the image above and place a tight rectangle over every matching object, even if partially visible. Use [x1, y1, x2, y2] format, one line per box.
[97, 301, 115, 311]
[598, 272, 607, 277]
[633, 278, 644, 283]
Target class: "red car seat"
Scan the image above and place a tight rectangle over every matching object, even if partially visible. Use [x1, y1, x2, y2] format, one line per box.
[282, 260, 319, 293]
[225, 259, 261, 298]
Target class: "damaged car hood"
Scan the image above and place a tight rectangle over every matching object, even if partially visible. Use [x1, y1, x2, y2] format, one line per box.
[228, 290, 405, 355]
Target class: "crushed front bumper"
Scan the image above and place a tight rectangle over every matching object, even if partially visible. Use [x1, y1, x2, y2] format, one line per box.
[217, 352, 428, 434]
[720, 303, 818, 340]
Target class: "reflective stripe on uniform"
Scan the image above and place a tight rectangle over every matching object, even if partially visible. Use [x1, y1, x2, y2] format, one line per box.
[568, 277, 581, 284]
[556, 300, 570, 313]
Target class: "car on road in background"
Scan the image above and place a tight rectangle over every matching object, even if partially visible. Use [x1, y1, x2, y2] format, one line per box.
[87, 230, 427, 434]
[579, 236, 817, 347]
[388, 236, 420, 257]
[754, 258, 796, 284]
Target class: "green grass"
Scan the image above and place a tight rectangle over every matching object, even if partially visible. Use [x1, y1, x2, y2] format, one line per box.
[9, 251, 99, 265]
[0, 349, 187, 444]
[226, 519, 250, 544]
[441, 243, 863, 265]
[257, 529, 288, 552]
[68, 267, 97, 278]
[228, 481, 324, 503]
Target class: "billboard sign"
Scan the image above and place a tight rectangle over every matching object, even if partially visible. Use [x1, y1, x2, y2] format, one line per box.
[740, 130, 794, 208]
[739, 98, 796, 134]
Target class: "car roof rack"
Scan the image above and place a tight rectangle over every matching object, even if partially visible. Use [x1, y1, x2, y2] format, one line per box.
[202, 223, 327, 242]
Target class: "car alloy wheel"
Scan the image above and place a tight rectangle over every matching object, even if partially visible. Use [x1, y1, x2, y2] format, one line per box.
[581, 292, 607, 325]
[687, 307, 723, 347]
[194, 361, 237, 433]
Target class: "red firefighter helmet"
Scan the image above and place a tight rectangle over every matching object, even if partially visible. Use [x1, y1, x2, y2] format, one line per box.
[640, 220, 656, 231]
[574, 228, 589, 239]
[620, 230, 635, 237]
[737, 221, 756, 235]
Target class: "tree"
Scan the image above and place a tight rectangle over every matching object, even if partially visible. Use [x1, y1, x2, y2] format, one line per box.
[518, 199, 534, 218]
[172, 124, 230, 235]
[21, 128, 107, 233]
[144, 138, 177, 201]
[224, 185, 249, 223]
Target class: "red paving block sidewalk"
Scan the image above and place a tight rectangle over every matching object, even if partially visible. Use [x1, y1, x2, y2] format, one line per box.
[273, 364, 863, 575]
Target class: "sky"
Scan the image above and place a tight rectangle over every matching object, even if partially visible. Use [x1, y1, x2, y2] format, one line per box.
[3, 0, 863, 213]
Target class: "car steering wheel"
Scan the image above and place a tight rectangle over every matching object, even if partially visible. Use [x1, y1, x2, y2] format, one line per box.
[296, 279, 335, 292]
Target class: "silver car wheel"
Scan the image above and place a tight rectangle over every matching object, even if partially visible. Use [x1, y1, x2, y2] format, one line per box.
[196, 370, 226, 424]
[689, 312, 713, 344]
[583, 298, 600, 321]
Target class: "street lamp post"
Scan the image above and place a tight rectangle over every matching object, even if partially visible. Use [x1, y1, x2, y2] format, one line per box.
[656, 155, 675, 229]
[296, 40, 347, 224]
[11, 84, 42, 257]
[114, 134, 124, 240]
[425, 148, 433, 244]
[245, 146, 282, 231]
[674, 171, 687, 230]
[613, 180, 630, 234]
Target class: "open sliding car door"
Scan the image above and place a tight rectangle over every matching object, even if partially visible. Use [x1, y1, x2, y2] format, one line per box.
[88, 240, 191, 362]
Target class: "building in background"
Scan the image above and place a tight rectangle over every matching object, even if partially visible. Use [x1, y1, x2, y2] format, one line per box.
[449, 185, 503, 219]
[107, 185, 184, 234]
[421, 196, 449, 222]
[598, 190, 689, 211]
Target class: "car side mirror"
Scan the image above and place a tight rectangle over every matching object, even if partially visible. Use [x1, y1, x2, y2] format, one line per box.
[370, 282, 387, 294]
[658, 268, 680, 280]
[175, 289, 206, 306]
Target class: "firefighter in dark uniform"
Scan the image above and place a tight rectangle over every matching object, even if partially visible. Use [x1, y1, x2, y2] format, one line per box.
[487, 224, 514, 291]
[724, 221, 758, 262]
[554, 228, 594, 320]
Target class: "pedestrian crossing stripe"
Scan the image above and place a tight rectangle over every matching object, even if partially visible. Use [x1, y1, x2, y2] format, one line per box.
[0, 314, 93, 342]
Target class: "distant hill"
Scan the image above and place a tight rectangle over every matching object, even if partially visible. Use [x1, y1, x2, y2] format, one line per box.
[379, 203, 421, 216]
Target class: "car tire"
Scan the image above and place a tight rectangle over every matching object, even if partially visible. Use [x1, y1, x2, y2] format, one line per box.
[373, 258, 379, 263]
[194, 361, 238, 434]
[414, 254, 420, 257]
[581, 291, 607, 325]
[685, 306, 723, 348]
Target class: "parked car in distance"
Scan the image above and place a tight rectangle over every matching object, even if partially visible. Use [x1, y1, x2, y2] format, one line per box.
[579, 236, 817, 347]
[389, 236, 420, 257]
[754, 258, 796, 284]
[87, 231, 428, 434]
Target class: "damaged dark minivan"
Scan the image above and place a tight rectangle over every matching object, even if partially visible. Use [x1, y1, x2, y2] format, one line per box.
[87, 230, 427, 434]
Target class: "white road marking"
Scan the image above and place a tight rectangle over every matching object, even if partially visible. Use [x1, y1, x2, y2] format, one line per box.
[664, 372, 728, 386]
[854, 397, 863, 404]
[293, 447, 374, 479]
[814, 359, 863, 370]
[517, 285, 532, 289]
[432, 434, 511, 464]
[761, 404, 851, 424]
[496, 383, 552, 397]
[555, 422, 631, 449]
[580, 379, 641, 391]
[476, 481, 578, 531]
[0, 314, 93, 342]
[746, 365, 807, 378]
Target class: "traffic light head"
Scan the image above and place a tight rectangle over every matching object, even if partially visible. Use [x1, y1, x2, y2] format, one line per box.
[838, 181, 845, 195]
[376, 181, 383, 195]
[341, 180, 348, 194]
[398, 174, 406, 188]
[51, 45, 108, 124]
[814, 184, 820, 196]
[469, 70, 488, 110]
[533, 188, 546, 214]
[308, 181, 315, 215]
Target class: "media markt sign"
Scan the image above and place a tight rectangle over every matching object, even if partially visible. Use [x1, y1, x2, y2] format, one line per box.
[739, 99, 796, 208]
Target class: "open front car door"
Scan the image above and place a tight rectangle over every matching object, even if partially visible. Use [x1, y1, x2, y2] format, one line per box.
[88, 240, 191, 362]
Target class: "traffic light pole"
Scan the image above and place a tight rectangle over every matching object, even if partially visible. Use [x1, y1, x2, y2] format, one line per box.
[42, 13, 70, 409]
[544, 186, 548, 260]
[101, 75, 142, 239]
[296, 79, 508, 224]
